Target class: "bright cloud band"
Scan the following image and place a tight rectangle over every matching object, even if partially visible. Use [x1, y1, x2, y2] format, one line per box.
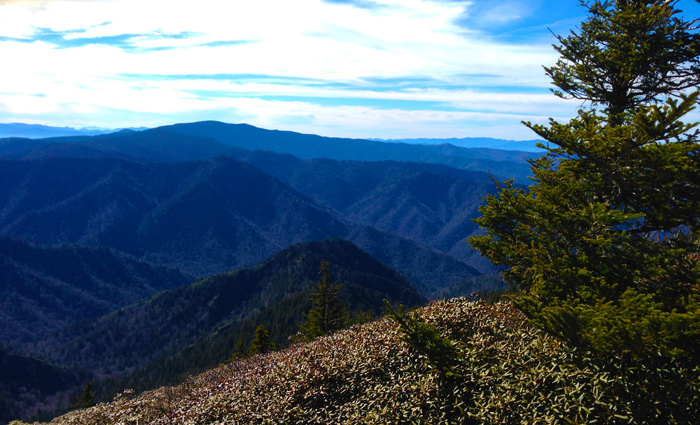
[6, 0, 694, 139]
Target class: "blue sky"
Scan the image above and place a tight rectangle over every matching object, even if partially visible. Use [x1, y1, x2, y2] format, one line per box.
[1, 0, 699, 140]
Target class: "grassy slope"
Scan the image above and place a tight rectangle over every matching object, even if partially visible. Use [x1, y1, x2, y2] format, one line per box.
[26, 298, 636, 425]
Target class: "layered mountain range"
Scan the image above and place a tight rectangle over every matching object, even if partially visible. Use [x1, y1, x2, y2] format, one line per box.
[0, 123, 134, 139]
[0, 121, 534, 181]
[0, 121, 530, 423]
[0, 156, 484, 288]
[371, 136, 543, 152]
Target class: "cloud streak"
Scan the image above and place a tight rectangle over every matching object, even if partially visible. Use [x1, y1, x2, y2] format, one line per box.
[0, 0, 647, 139]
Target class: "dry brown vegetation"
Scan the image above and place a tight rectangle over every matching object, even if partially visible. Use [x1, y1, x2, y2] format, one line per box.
[16, 298, 635, 424]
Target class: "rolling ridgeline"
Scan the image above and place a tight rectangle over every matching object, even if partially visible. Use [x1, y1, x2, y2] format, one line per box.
[0, 121, 522, 423]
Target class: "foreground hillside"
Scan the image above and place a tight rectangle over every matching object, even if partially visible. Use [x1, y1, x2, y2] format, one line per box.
[22, 298, 649, 425]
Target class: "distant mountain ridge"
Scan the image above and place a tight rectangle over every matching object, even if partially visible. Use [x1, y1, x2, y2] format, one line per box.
[0, 123, 147, 139]
[161, 121, 535, 180]
[371, 136, 544, 152]
[1, 121, 535, 181]
[0, 121, 539, 153]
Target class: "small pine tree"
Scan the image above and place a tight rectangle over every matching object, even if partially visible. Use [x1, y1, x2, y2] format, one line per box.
[298, 260, 348, 341]
[248, 325, 275, 356]
[71, 381, 96, 410]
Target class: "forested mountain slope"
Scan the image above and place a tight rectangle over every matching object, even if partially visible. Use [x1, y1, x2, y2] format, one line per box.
[100, 238, 429, 396]
[0, 156, 480, 291]
[0, 236, 191, 354]
[221, 151, 498, 273]
[0, 156, 348, 276]
[0, 348, 81, 425]
[256, 158, 494, 262]
[0, 239, 426, 424]
[37, 239, 425, 377]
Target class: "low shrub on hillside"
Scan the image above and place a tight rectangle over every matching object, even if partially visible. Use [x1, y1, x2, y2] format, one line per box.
[19, 298, 696, 424]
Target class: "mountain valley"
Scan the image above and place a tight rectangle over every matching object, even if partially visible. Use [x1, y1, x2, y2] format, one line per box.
[0, 121, 523, 423]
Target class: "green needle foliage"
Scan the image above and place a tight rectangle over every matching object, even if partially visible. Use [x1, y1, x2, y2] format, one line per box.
[470, 0, 700, 359]
[298, 260, 349, 341]
[470, 2, 700, 420]
[248, 325, 275, 356]
[70, 381, 96, 410]
[470, 4, 700, 423]
[547, 0, 700, 118]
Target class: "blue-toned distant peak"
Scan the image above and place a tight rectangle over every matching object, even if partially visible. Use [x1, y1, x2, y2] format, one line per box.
[2, 120, 542, 152]
[0, 123, 148, 139]
[370, 136, 544, 152]
[158, 120, 543, 155]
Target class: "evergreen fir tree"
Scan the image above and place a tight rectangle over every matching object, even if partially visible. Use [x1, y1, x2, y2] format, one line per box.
[298, 260, 348, 341]
[469, 3, 700, 419]
[248, 325, 275, 356]
[469, 0, 700, 359]
[71, 381, 96, 410]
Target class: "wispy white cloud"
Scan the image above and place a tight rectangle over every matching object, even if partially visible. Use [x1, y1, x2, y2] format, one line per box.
[0, 0, 588, 139]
